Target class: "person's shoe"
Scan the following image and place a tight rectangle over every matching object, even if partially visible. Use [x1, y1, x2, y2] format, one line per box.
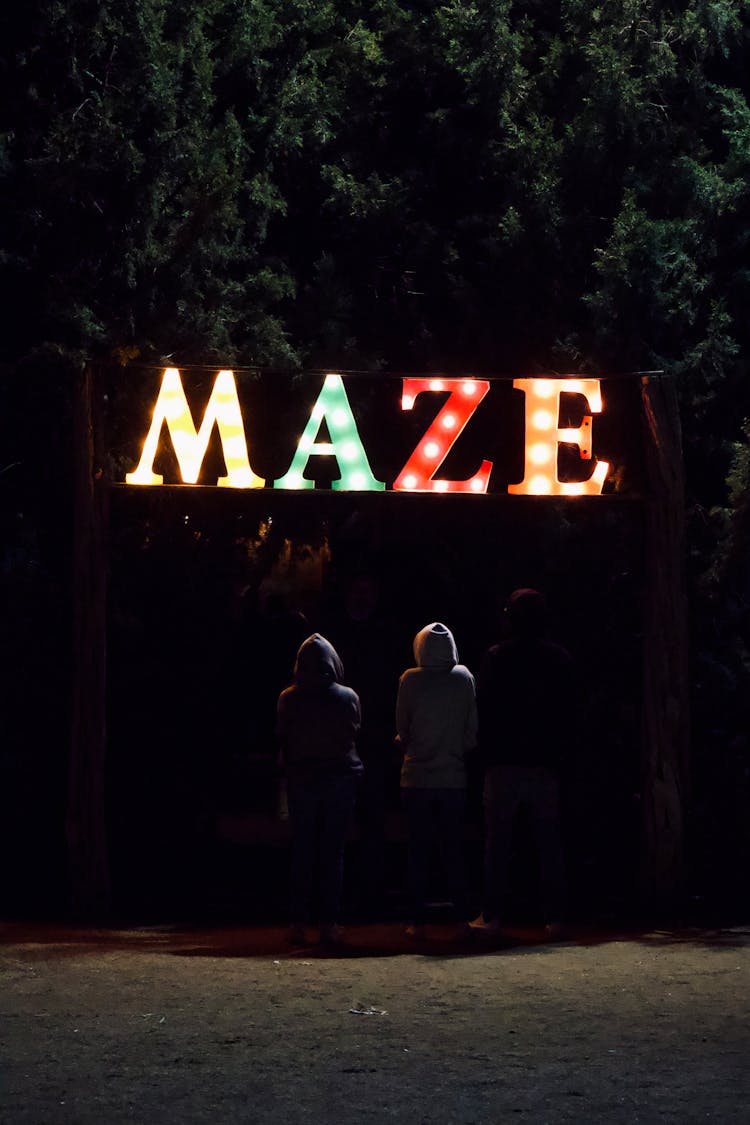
[289, 924, 307, 945]
[469, 914, 503, 935]
[319, 924, 344, 946]
[405, 923, 427, 940]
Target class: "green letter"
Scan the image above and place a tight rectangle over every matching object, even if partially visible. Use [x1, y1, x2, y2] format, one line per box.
[274, 374, 385, 491]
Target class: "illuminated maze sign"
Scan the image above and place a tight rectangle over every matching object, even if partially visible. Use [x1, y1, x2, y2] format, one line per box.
[124, 368, 612, 497]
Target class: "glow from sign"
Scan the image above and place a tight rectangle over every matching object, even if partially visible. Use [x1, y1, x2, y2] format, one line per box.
[125, 368, 264, 488]
[393, 378, 493, 494]
[509, 378, 609, 496]
[273, 373, 385, 491]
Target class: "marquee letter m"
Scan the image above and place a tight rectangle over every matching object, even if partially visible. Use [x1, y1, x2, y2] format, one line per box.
[126, 367, 264, 488]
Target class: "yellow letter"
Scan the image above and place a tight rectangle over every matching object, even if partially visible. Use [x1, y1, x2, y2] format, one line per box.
[126, 368, 264, 488]
[508, 378, 609, 496]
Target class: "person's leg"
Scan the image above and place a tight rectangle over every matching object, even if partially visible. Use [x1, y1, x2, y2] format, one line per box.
[528, 768, 566, 924]
[286, 780, 319, 929]
[481, 765, 521, 923]
[402, 788, 432, 927]
[434, 788, 469, 921]
[317, 773, 358, 929]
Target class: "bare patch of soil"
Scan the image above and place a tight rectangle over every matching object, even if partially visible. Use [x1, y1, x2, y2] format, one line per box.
[1, 922, 749, 1123]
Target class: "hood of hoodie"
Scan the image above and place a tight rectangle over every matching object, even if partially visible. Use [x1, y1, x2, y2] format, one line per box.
[413, 622, 458, 669]
[294, 633, 345, 689]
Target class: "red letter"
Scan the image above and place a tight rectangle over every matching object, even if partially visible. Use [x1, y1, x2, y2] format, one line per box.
[393, 378, 492, 493]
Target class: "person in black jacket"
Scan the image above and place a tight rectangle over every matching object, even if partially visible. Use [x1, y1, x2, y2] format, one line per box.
[471, 589, 574, 936]
[277, 634, 363, 945]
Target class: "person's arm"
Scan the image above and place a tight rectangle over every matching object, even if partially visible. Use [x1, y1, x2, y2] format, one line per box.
[476, 649, 498, 768]
[276, 693, 288, 771]
[351, 691, 362, 739]
[395, 673, 411, 750]
[464, 675, 479, 752]
[556, 648, 579, 769]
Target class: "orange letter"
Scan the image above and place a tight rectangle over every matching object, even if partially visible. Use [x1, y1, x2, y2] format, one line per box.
[508, 378, 609, 496]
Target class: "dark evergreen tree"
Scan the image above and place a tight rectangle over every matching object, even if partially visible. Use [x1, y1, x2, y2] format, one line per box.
[0, 0, 304, 365]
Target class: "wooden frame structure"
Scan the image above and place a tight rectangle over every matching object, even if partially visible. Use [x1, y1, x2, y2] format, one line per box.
[70, 367, 689, 915]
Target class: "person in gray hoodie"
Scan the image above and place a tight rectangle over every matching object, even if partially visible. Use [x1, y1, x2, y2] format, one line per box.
[277, 634, 363, 945]
[396, 622, 478, 936]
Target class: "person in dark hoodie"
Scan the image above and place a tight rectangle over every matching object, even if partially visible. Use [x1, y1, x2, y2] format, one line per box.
[471, 588, 574, 937]
[277, 634, 363, 945]
[396, 622, 478, 938]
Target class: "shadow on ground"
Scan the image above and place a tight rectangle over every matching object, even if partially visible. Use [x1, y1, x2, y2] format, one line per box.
[2, 920, 749, 960]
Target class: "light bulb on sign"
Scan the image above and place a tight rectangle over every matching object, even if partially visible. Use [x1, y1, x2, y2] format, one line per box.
[529, 475, 552, 495]
[529, 443, 553, 466]
[532, 410, 554, 430]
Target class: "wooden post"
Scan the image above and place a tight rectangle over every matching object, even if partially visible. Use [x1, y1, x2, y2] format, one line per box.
[640, 374, 690, 906]
[69, 364, 111, 915]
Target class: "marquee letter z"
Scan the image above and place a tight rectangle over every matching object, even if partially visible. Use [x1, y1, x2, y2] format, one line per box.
[393, 378, 492, 493]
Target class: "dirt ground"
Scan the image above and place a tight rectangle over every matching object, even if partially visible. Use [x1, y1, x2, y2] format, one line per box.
[1, 920, 749, 1124]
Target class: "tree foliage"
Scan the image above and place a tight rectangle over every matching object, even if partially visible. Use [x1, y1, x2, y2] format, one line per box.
[1, 0, 301, 364]
[3, 2, 749, 389]
[3, 1, 750, 588]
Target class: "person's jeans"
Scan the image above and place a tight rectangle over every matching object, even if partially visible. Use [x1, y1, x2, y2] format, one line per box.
[287, 773, 359, 926]
[482, 764, 565, 923]
[401, 787, 468, 925]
